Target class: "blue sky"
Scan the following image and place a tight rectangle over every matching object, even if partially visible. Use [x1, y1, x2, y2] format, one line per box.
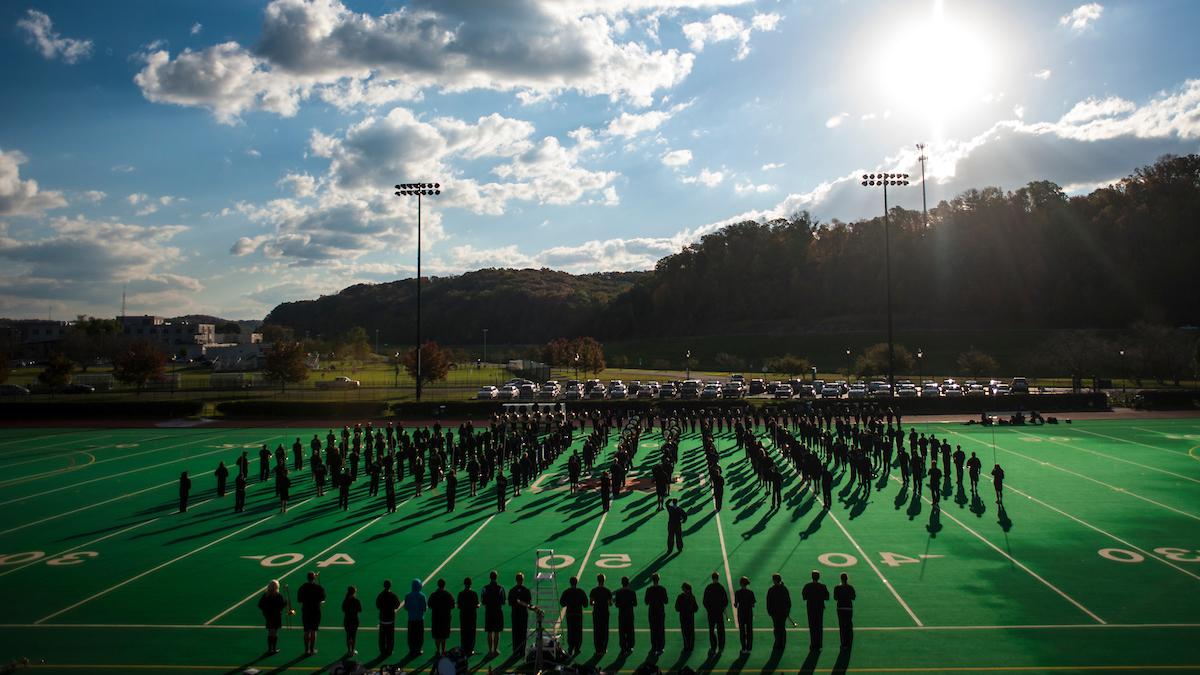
[1, 0, 1198, 319]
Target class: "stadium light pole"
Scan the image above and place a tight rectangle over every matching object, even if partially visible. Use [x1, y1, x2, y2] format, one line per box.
[1119, 349, 1126, 395]
[845, 348, 852, 380]
[916, 144, 929, 228]
[861, 172, 910, 396]
[917, 348, 924, 386]
[686, 350, 692, 380]
[393, 182, 441, 402]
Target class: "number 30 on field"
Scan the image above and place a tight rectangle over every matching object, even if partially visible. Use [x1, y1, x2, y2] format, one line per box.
[1098, 547, 1200, 563]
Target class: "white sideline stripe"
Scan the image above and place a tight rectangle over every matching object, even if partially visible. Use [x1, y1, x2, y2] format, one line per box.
[1005, 483, 1200, 582]
[0, 480, 175, 537]
[949, 430, 1200, 523]
[713, 503, 738, 628]
[0, 433, 115, 455]
[556, 510, 609, 631]
[0, 518, 162, 578]
[204, 507, 382, 625]
[888, 471, 1105, 625]
[1092, 427, 1193, 456]
[4, 621, 1198, 632]
[36, 508, 284, 624]
[0, 435, 274, 507]
[0, 433, 177, 470]
[826, 509, 923, 626]
[0, 434, 211, 486]
[418, 514, 498, 587]
[1014, 430, 1200, 485]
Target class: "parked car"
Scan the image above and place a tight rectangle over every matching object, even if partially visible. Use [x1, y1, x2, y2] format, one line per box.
[608, 383, 629, 399]
[1011, 377, 1030, 394]
[0, 384, 30, 396]
[896, 383, 919, 398]
[698, 382, 721, 399]
[536, 382, 560, 400]
[476, 385, 498, 400]
[680, 380, 703, 399]
[61, 383, 95, 394]
[517, 383, 537, 400]
[497, 385, 518, 400]
[847, 384, 868, 399]
[773, 383, 794, 399]
[943, 383, 964, 397]
[820, 385, 841, 398]
[587, 385, 607, 400]
[992, 383, 1012, 396]
[659, 382, 678, 399]
[563, 384, 584, 400]
[316, 376, 360, 389]
[797, 383, 815, 397]
[965, 383, 987, 397]
[765, 381, 781, 395]
[869, 384, 892, 398]
[721, 381, 744, 398]
[637, 382, 659, 399]
[748, 378, 766, 395]
[921, 383, 941, 397]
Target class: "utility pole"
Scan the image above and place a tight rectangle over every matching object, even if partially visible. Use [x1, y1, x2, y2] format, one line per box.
[916, 143, 929, 228]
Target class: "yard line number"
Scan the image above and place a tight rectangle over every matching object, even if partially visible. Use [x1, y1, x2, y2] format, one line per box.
[1098, 547, 1200, 564]
[240, 552, 357, 568]
[0, 551, 99, 566]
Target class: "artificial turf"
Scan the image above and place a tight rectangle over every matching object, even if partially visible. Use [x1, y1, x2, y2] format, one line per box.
[0, 418, 1197, 674]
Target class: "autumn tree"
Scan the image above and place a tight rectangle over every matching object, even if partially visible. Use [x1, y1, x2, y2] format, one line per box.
[854, 343, 915, 379]
[338, 326, 372, 362]
[768, 354, 810, 377]
[112, 339, 167, 394]
[956, 348, 1000, 377]
[38, 352, 76, 389]
[403, 341, 452, 389]
[263, 341, 310, 392]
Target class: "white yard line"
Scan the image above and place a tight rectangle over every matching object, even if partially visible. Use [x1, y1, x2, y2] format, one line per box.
[0, 480, 176, 537]
[888, 471, 1106, 625]
[713, 505, 738, 628]
[0, 435, 273, 507]
[0, 434, 215, 487]
[416, 514, 498, 589]
[0, 432, 82, 449]
[555, 510, 609, 631]
[1013, 430, 1200, 485]
[0, 518, 162, 578]
[204, 504, 389, 625]
[35, 507, 288, 624]
[0, 433, 115, 455]
[948, 430, 1200, 524]
[826, 509, 923, 626]
[1093, 427, 1190, 456]
[0, 433, 178, 470]
[1004, 483, 1200, 582]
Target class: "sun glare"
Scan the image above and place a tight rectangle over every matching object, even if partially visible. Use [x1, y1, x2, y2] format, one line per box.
[876, 0, 994, 135]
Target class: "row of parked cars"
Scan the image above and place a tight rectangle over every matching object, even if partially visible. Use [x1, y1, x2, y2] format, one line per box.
[478, 375, 1032, 401]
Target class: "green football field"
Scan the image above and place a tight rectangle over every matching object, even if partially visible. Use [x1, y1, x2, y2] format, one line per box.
[0, 417, 1198, 674]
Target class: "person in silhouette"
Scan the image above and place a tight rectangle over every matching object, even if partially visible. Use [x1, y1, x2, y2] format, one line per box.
[178, 471, 191, 512]
[703, 572, 729, 655]
[559, 576, 588, 655]
[833, 573, 856, 649]
[509, 572, 532, 655]
[991, 463, 1005, 503]
[766, 573, 792, 652]
[590, 573, 613, 654]
[967, 452, 982, 493]
[457, 577, 479, 655]
[676, 582, 699, 652]
[297, 571, 326, 656]
[481, 570, 506, 657]
[645, 573, 669, 655]
[428, 579, 454, 656]
[801, 570, 829, 651]
[666, 498, 688, 554]
[376, 580, 401, 656]
[215, 461, 229, 497]
[405, 579, 427, 655]
[614, 575, 638, 654]
[734, 576, 756, 655]
[342, 585, 362, 657]
[257, 579, 287, 655]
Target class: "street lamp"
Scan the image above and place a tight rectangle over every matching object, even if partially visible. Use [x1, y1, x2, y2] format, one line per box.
[916, 144, 929, 228]
[845, 348, 852, 380]
[574, 353, 580, 382]
[860, 171, 911, 396]
[393, 181, 441, 401]
[1119, 349, 1126, 395]
[917, 348, 924, 386]
[482, 328, 488, 368]
[685, 350, 692, 380]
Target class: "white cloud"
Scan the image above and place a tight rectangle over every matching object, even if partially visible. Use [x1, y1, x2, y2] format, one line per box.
[80, 190, 107, 203]
[135, 0, 699, 123]
[278, 173, 317, 198]
[126, 193, 148, 205]
[681, 168, 724, 187]
[190, 22, 202, 35]
[1033, 69, 1052, 80]
[16, 10, 93, 64]
[1013, 104, 1025, 119]
[825, 113, 849, 128]
[246, 148, 262, 158]
[661, 149, 693, 166]
[0, 216, 202, 316]
[0, 149, 67, 217]
[1060, 3, 1103, 32]
[111, 164, 136, 173]
[734, 181, 775, 194]
[1058, 96, 1136, 125]
[604, 100, 692, 138]
[682, 11, 781, 60]
[760, 162, 785, 171]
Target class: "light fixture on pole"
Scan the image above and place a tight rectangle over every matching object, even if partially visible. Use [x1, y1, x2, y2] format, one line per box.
[845, 348, 852, 379]
[917, 348, 924, 386]
[860, 171, 910, 396]
[916, 144, 929, 228]
[685, 350, 692, 380]
[1119, 349, 1126, 395]
[393, 181, 441, 402]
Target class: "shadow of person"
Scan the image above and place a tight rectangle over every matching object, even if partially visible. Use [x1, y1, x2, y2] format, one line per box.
[970, 491, 987, 518]
[761, 644, 783, 673]
[906, 490, 923, 520]
[926, 506, 943, 537]
[799, 648, 822, 674]
[831, 645, 853, 674]
[955, 483, 968, 509]
[997, 504, 1012, 532]
[893, 482, 909, 511]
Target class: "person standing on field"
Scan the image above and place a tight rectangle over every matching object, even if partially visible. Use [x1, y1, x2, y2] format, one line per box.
[834, 573, 856, 649]
[801, 570, 829, 651]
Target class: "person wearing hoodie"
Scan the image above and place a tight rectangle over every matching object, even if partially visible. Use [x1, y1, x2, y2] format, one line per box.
[405, 578, 428, 655]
